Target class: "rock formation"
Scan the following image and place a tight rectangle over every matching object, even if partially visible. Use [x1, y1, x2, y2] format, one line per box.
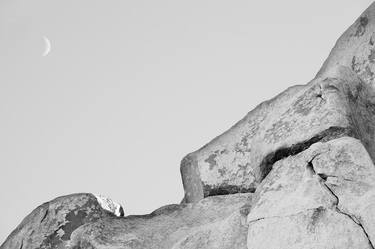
[3, 3, 375, 249]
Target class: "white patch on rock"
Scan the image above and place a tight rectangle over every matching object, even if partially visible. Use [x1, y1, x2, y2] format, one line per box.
[94, 194, 124, 217]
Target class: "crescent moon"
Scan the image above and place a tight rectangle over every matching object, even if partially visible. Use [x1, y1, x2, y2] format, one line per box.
[42, 36, 51, 57]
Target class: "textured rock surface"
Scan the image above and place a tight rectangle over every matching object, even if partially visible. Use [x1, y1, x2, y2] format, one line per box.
[247, 137, 375, 249]
[4, 2, 375, 249]
[317, 3, 375, 87]
[0, 194, 112, 249]
[1, 193, 251, 249]
[247, 209, 372, 249]
[180, 3, 375, 204]
[181, 60, 375, 203]
[70, 193, 251, 249]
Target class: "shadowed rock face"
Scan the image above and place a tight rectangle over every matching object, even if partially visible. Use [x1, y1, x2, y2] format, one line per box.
[4, 2, 375, 249]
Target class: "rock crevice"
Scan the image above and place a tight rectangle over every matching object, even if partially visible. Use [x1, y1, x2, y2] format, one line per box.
[259, 126, 357, 182]
[336, 207, 375, 249]
[309, 157, 375, 249]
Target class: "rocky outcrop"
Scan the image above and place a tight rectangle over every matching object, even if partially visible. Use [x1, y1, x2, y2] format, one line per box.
[1, 193, 251, 249]
[181, 67, 375, 203]
[3, 2, 375, 249]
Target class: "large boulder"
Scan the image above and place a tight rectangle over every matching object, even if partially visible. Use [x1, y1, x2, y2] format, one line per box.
[181, 53, 375, 204]
[4, 2, 375, 249]
[180, 2, 375, 204]
[247, 137, 375, 249]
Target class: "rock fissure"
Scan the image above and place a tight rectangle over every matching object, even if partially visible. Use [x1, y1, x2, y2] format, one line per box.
[40, 208, 49, 224]
[316, 84, 326, 102]
[203, 184, 256, 198]
[259, 126, 356, 181]
[250, 155, 375, 249]
[316, 173, 355, 182]
[247, 207, 327, 224]
[336, 207, 375, 249]
[310, 158, 375, 249]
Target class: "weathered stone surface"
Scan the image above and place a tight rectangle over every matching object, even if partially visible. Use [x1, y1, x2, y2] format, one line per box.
[0, 193, 112, 249]
[69, 193, 251, 249]
[310, 137, 375, 245]
[247, 137, 375, 248]
[1, 193, 251, 249]
[181, 63, 375, 203]
[4, 2, 375, 249]
[181, 4, 375, 202]
[247, 208, 372, 249]
[317, 3, 375, 88]
[180, 2, 375, 204]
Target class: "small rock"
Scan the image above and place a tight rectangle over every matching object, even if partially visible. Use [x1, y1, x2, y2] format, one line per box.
[94, 194, 125, 217]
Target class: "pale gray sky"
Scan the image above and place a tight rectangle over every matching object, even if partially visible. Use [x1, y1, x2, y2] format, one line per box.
[0, 0, 373, 243]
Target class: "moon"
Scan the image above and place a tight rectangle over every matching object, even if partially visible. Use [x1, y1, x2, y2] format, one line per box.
[42, 36, 51, 57]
